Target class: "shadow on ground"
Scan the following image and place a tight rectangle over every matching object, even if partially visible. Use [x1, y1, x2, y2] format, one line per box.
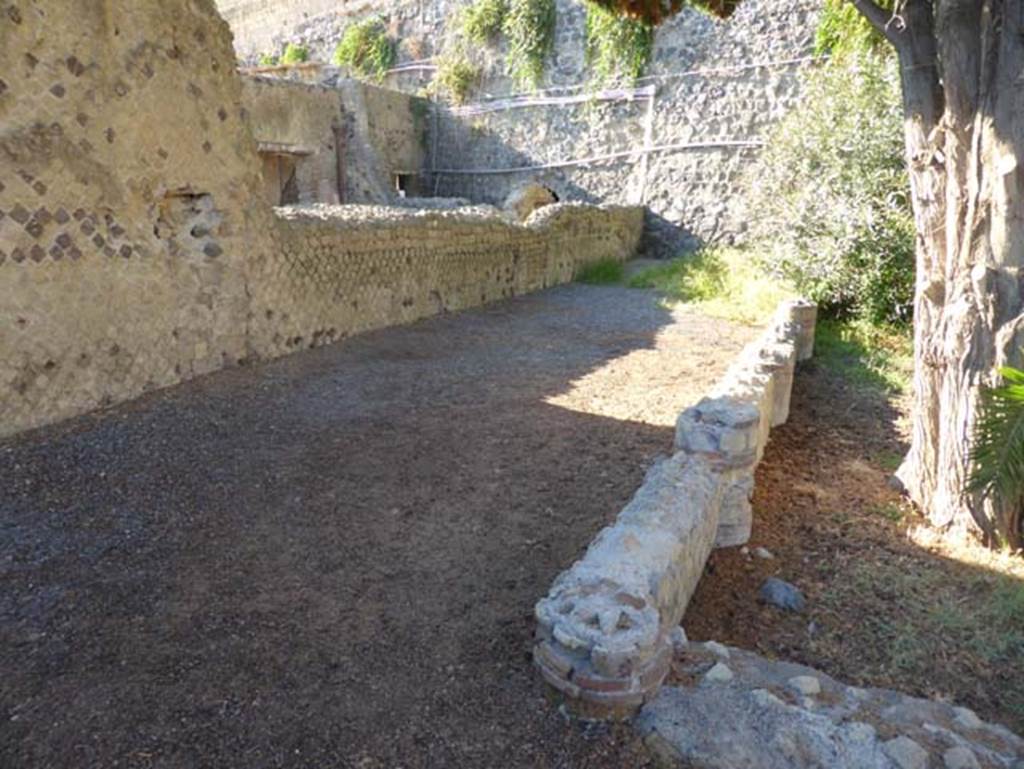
[0, 284, 757, 768]
[684, 339, 1024, 735]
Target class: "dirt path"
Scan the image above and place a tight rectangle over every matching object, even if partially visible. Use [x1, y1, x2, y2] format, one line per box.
[1, 285, 759, 769]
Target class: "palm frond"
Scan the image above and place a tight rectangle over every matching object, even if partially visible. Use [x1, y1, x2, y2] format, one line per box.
[968, 366, 1024, 501]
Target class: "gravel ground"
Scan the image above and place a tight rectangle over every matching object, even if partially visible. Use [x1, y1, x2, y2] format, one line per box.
[1, 284, 759, 769]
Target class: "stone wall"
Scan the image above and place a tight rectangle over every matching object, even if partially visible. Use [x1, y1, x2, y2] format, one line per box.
[533, 299, 817, 719]
[0, 0, 642, 439]
[246, 202, 644, 360]
[242, 76, 343, 204]
[0, 0, 272, 438]
[214, 0, 820, 254]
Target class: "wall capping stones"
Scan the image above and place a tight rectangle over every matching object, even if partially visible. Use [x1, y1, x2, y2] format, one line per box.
[533, 298, 817, 719]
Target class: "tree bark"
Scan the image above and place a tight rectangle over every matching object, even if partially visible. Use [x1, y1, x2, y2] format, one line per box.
[881, 0, 1024, 546]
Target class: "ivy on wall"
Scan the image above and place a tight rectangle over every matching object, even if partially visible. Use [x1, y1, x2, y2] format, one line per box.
[334, 17, 396, 81]
[584, 1, 653, 84]
[502, 0, 556, 90]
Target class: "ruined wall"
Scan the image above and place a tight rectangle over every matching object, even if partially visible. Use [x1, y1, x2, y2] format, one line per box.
[0, 0, 272, 437]
[0, 0, 642, 439]
[215, 0, 819, 253]
[242, 76, 343, 204]
[248, 203, 644, 356]
[336, 81, 430, 203]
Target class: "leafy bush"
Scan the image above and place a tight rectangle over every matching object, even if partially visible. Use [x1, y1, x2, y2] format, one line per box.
[815, 0, 894, 59]
[257, 53, 279, 67]
[459, 0, 508, 45]
[503, 0, 556, 90]
[280, 43, 309, 65]
[745, 53, 914, 326]
[584, 1, 653, 84]
[432, 51, 481, 104]
[333, 18, 395, 81]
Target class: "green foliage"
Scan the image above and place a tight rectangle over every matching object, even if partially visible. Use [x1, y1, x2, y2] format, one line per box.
[628, 248, 795, 326]
[459, 0, 508, 45]
[333, 17, 395, 81]
[815, 0, 894, 59]
[258, 53, 279, 67]
[746, 53, 914, 326]
[968, 367, 1024, 509]
[431, 50, 481, 104]
[584, 1, 653, 84]
[503, 0, 556, 90]
[813, 319, 912, 396]
[575, 258, 625, 285]
[280, 43, 309, 65]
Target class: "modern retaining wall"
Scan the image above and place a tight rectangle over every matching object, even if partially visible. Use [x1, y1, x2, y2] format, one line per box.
[533, 298, 816, 719]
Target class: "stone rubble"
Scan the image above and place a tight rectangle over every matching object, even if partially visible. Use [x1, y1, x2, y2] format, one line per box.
[637, 641, 1024, 769]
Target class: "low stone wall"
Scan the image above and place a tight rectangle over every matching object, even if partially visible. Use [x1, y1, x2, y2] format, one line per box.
[247, 202, 644, 357]
[533, 298, 816, 719]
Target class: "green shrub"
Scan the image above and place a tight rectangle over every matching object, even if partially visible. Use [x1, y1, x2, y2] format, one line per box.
[576, 258, 624, 285]
[503, 0, 556, 90]
[815, 0, 894, 59]
[280, 43, 309, 65]
[628, 247, 795, 326]
[333, 18, 395, 81]
[745, 53, 914, 326]
[431, 51, 481, 104]
[257, 53, 279, 67]
[584, 1, 653, 84]
[459, 0, 508, 45]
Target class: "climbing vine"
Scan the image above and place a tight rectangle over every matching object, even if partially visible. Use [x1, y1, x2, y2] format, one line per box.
[458, 0, 508, 45]
[333, 17, 395, 81]
[280, 42, 309, 65]
[432, 50, 481, 104]
[584, 1, 653, 84]
[502, 0, 556, 90]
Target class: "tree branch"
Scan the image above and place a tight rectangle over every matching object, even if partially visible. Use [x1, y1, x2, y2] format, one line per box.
[850, 0, 901, 45]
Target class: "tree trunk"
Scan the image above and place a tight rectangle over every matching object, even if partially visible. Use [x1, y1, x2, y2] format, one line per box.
[883, 0, 1024, 547]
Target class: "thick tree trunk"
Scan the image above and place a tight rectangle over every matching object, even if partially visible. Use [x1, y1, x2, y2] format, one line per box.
[881, 0, 1024, 546]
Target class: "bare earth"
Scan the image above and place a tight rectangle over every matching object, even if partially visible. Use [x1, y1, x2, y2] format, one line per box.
[0, 285, 759, 769]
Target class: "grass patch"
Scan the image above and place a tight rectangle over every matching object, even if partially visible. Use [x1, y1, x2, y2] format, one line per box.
[867, 502, 905, 523]
[459, 0, 508, 45]
[627, 248, 795, 325]
[575, 258, 624, 285]
[815, 528, 1024, 729]
[814, 319, 912, 396]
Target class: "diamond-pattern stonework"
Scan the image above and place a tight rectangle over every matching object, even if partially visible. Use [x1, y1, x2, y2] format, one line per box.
[0, 0, 641, 446]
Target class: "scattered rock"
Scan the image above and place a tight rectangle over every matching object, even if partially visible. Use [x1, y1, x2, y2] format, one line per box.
[787, 675, 821, 696]
[758, 577, 806, 612]
[703, 640, 730, 658]
[943, 746, 980, 769]
[882, 736, 929, 769]
[704, 662, 734, 683]
[753, 546, 775, 559]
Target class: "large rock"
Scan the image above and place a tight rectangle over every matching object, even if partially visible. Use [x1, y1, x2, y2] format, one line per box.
[636, 642, 1024, 769]
[503, 182, 560, 222]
